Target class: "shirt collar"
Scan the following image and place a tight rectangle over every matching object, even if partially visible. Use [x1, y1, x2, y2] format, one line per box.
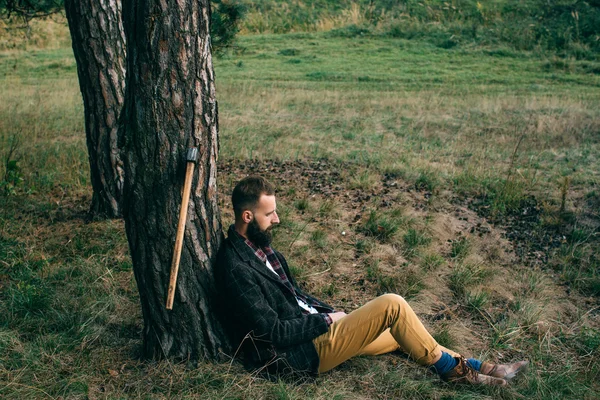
[229, 225, 268, 263]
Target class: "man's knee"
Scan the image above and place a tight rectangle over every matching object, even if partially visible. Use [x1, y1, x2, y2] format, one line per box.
[376, 293, 407, 314]
[379, 293, 406, 303]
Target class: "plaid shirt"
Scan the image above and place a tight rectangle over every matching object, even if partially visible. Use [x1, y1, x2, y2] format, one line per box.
[242, 236, 333, 325]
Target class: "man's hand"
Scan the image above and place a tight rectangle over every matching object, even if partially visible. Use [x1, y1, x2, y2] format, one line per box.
[328, 311, 347, 323]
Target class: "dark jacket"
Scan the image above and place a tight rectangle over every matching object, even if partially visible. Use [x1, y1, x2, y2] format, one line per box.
[215, 225, 334, 375]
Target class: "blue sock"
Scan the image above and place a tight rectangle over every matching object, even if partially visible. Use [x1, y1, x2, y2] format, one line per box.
[430, 352, 458, 375]
[467, 358, 482, 371]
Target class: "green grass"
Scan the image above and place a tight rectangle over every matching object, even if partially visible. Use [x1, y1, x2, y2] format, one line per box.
[2, 33, 600, 203]
[432, 325, 456, 350]
[419, 252, 445, 271]
[294, 197, 310, 211]
[348, 169, 378, 190]
[450, 237, 471, 260]
[358, 210, 400, 241]
[553, 227, 600, 296]
[364, 258, 425, 299]
[214, 34, 600, 218]
[403, 228, 431, 249]
[414, 170, 438, 192]
[317, 199, 337, 218]
[311, 229, 328, 249]
[354, 238, 375, 255]
[464, 290, 490, 313]
[449, 263, 490, 298]
[1, 25, 600, 399]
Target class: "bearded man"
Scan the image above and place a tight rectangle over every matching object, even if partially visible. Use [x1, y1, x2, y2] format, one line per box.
[215, 176, 527, 385]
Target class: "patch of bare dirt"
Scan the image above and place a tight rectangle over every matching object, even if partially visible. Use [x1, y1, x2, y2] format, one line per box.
[467, 196, 565, 266]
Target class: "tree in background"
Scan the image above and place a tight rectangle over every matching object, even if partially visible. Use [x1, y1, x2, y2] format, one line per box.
[2, 0, 243, 219]
[119, 0, 229, 359]
[0, 0, 63, 20]
[64, 0, 126, 219]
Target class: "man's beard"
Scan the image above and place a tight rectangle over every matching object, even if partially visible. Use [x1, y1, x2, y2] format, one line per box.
[247, 219, 273, 248]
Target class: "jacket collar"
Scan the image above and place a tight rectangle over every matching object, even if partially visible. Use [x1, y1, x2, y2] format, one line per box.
[227, 224, 255, 262]
[227, 225, 288, 286]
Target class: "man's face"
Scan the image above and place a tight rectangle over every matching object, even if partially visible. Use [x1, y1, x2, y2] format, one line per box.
[246, 194, 280, 247]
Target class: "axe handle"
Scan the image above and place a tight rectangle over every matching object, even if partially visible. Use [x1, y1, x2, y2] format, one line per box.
[166, 161, 195, 310]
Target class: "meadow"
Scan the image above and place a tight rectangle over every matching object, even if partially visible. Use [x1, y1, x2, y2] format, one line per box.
[1, 10, 600, 400]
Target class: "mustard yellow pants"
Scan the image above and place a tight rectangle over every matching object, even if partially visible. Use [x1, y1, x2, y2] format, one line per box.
[313, 294, 459, 373]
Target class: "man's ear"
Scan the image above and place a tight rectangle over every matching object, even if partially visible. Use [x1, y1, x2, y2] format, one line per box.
[242, 210, 253, 224]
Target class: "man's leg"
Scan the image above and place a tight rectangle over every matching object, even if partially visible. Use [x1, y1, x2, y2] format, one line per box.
[357, 328, 398, 356]
[313, 294, 510, 386]
[359, 334, 463, 358]
[313, 294, 442, 373]
[438, 345, 461, 358]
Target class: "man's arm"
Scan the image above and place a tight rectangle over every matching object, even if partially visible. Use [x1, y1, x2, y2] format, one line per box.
[222, 261, 330, 348]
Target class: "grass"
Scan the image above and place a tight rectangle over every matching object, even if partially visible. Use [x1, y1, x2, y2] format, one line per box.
[403, 228, 431, 249]
[214, 34, 600, 219]
[449, 263, 490, 298]
[553, 227, 600, 296]
[432, 325, 456, 350]
[450, 237, 471, 260]
[419, 252, 445, 271]
[354, 238, 374, 255]
[311, 229, 328, 249]
[358, 210, 400, 241]
[414, 170, 438, 192]
[363, 257, 425, 299]
[317, 199, 337, 218]
[348, 169, 377, 190]
[294, 197, 310, 211]
[3, 34, 600, 205]
[1, 20, 600, 399]
[464, 290, 490, 313]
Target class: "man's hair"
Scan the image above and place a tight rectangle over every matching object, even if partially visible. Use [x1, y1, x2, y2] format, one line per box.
[232, 176, 275, 219]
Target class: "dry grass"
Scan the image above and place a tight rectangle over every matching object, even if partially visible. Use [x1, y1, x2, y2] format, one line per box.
[218, 84, 600, 210]
[0, 16, 71, 51]
[1, 30, 599, 398]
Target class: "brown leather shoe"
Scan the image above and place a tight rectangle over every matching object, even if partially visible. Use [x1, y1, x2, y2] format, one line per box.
[441, 357, 507, 386]
[480, 360, 528, 380]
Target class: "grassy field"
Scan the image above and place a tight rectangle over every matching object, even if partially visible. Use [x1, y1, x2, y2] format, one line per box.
[1, 25, 600, 399]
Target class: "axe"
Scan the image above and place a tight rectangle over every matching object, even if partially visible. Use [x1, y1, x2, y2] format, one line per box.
[166, 147, 198, 310]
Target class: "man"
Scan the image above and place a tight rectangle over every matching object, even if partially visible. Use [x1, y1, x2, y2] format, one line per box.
[216, 176, 527, 385]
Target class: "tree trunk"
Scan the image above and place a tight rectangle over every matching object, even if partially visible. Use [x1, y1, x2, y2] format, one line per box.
[65, 0, 126, 219]
[120, 0, 228, 360]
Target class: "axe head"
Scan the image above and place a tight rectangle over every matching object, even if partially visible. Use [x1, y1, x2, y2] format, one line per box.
[186, 147, 199, 163]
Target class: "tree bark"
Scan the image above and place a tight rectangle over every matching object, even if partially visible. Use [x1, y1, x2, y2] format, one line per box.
[120, 0, 228, 360]
[65, 0, 126, 219]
